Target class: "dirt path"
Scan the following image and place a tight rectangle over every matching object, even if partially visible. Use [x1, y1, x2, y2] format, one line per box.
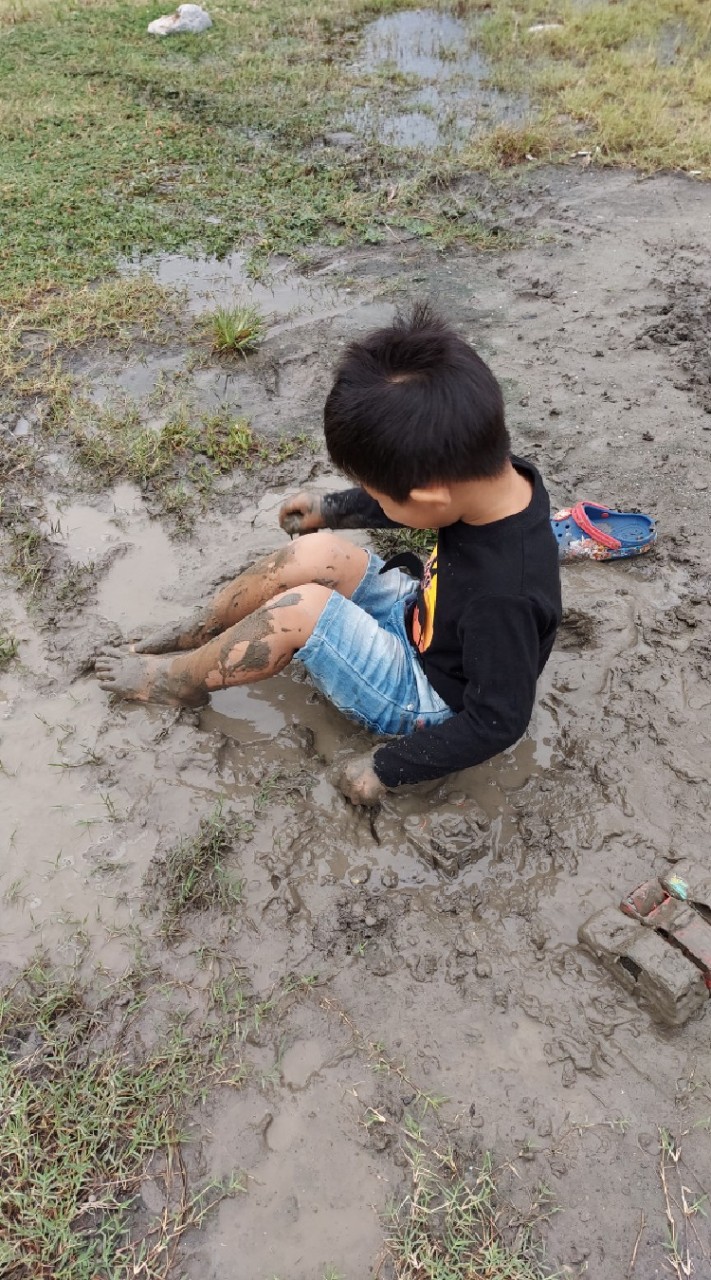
[2, 169, 711, 1277]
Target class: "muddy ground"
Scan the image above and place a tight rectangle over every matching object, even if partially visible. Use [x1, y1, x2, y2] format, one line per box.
[3, 167, 711, 1277]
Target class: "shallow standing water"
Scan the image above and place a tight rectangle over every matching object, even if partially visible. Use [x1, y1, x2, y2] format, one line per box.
[348, 9, 528, 150]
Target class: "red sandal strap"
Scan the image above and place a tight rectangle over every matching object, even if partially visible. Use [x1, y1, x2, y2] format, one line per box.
[570, 503, 622, 551]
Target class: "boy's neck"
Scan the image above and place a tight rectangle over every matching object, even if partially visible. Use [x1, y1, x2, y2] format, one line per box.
[455, 459, 533, 526]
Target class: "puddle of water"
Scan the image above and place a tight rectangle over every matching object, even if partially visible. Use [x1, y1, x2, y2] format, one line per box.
[627, 21, 691, 68]
[120, 250, 340, 321]
[44, 485, 140, 565]
[207, 684, 290, 741]
[349, 9, 528, 151]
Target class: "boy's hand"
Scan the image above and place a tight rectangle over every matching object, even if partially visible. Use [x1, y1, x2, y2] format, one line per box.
[279, 491, 326, 536]
[337, 753, 387, 807]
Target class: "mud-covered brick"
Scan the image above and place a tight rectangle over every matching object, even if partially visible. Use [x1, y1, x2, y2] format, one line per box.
[620, 879, 669, 921]
[579, 905, 708, 1023]
[625, 929, 708, 1026]
[662, 909, 711, 983]
[577, 906, 642, 992]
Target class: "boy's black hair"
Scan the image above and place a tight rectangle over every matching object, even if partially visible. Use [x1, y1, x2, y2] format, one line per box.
[323, 301, 510, 502]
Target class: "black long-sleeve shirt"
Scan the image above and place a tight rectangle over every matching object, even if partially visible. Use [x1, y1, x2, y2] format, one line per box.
[321, 458, 562, 788]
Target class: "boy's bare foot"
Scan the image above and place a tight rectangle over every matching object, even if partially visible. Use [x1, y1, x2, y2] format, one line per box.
[130, 625, 195, 655]
[94, 648, 208, 707]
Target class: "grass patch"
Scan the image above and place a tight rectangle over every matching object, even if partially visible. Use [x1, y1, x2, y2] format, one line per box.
[1, 278, 184, 401]
[46, 396, 314, 521]
[1, 0, 709, 307]
[144, 803, 252, 939]
[0, 0, 511, 305]
[384, 1125, 556, 1280]
[0, 958, 244, 1280]
[476, 0, 711, 175]
[209, 303, 266, 356]
[0, 630, 19, 670]
[372, 525, 435, 562]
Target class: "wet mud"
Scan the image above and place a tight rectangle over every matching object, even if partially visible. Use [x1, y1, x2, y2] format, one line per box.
[3, 168, 711, 1276]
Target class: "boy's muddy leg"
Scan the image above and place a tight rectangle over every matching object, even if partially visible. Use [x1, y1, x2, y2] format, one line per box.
[96, 586, 332, 706]
[133, 533, 368, 654]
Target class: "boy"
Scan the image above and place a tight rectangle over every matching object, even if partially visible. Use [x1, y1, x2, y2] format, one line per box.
[96, 304, 562, 807]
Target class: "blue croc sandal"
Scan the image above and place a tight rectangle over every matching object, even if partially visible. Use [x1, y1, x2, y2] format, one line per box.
[551, 502, 657, 562]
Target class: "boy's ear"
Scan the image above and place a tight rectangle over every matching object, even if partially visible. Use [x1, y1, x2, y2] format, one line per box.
[408, 484, 451, 508]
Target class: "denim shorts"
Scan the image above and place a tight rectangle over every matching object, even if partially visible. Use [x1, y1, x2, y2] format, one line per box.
[296, 552, 454, 736]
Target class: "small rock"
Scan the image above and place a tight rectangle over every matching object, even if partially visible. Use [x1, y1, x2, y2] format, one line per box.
[530, 925, 546, 950]
[366, 946, 394, 977]
[348, 865, 370, 886]
[381, 868, 399, 888]
[561, 1059, 577, 1088]
[13, 418, 32, 438]
[455, 927, 478, 957]
[475, 957, 492, 979]
[140, 1178, 165, 1215]
[537, 1114, 553, 1137]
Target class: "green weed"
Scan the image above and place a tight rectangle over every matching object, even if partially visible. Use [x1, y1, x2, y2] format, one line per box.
[44, 395, 306, 516]
[0, 630, 19, 670]
[3, 514, 52, 595]
[385, 1139, 556, 1280]
[144, 802, 252, 939]
[209, 303, 266, 356]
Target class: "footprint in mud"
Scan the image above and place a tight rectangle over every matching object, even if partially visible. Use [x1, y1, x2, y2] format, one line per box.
[556, 607, 598, 651]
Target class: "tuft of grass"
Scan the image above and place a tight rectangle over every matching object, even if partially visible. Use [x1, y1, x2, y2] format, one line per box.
[372, 525, 435, 563]
[384, 1134, 556, 1280]
[2, 511, 52, 595]
[144, 803, 252, 939]
[0, 958, 244, 1280]
[209, 303, 266, 356]
[0, 629, 19, 670]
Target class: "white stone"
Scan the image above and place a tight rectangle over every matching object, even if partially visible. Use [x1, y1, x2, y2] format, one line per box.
[147, 5, 212, 36]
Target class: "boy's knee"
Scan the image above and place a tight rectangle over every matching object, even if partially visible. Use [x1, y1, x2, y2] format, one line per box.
[266, 584, 333, 640]
[289, 530, 347, 569]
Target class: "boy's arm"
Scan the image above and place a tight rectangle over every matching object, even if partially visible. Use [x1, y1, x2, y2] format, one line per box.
[280, 487, 403, 534]
[321, 488, 403, 530]
[371, 596, 542, 789]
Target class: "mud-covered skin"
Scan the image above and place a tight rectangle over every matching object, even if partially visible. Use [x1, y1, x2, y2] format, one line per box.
[132, 534, 367, 655]
[95, 649, 210, 707]
[338, 752, 387, 807]
[279, 491, 326, 536]
[96, 586, 335, 706]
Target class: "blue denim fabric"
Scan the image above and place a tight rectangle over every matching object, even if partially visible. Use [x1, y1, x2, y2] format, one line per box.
[296, 552, 454, 736]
